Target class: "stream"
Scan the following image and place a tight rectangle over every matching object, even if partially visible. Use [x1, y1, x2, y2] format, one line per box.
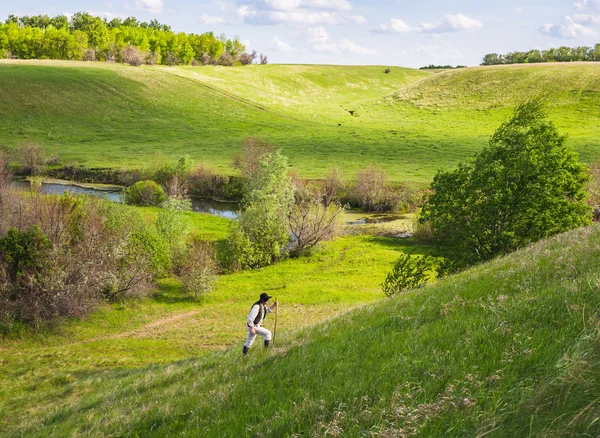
[12, 180, 240, 219]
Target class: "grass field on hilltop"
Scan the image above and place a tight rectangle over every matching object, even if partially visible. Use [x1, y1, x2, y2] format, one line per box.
[2, 60, 600, 182]
[3, 219, 600, 436]
[0, 204, 430, 435]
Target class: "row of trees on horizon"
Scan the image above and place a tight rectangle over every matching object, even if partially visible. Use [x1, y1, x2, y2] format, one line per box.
[482, 44, 600, 65]
[0, 12, 266, 66]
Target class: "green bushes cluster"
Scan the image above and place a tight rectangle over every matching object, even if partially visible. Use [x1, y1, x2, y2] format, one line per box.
[123, 180, 167, 206]
[0, 190, 156, 328]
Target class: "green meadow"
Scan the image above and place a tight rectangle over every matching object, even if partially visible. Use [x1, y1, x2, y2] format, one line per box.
[0, 207, 430, 435]
[2, 61, 600, 181]
[3, 60, 600, 437]
[3, 217, 600, 436]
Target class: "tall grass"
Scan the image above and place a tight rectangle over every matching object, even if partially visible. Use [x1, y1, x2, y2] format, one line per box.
[3, 225, 600, 436]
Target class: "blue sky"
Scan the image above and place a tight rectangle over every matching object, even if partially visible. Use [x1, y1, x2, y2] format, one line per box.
[2, 0, 600, 66]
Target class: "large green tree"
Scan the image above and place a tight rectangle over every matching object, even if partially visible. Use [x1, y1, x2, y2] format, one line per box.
[421, 100, 591, 268]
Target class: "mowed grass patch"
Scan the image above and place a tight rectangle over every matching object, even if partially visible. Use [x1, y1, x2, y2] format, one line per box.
[2, 61, 600, 181]
[0, 226, 428, 434]
[6, 225, 600, 437]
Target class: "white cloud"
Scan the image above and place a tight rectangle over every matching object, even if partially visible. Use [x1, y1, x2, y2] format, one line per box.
[421, 13, 483, 33]
[307, 26, 330, 43]
[540, 16, 597, 38]
[348, 15, 367, 24]
[377, 18, 420, 33]
[237, 0, 356, 25]
[307, 27, 376, 55]
[269, 36, 297, 52]
[337, 38, 376, 55]
[573, 13, 600, 24]
[135, 0, 164, 14]
[200, 13, 226, 24]
[377, 13, 482, 34]
[302, 0, 352, 11]
[397, 43, 464, 64]
[574, 0, 600, 11]
[242, 9, 341, 25]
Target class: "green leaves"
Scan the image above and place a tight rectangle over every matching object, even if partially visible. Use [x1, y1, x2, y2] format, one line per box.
[382, 253, 435, 297]
[422, 99, 591, 269]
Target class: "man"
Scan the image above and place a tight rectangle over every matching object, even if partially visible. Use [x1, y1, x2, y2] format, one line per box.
[243, 292, 278, 355]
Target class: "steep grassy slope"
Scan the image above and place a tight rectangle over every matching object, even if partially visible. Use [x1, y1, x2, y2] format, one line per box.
[4, 224, 600, 437]
[1, 61, 600, 181]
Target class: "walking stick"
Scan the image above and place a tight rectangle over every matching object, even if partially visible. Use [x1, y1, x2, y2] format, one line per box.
[273, 297, 278, 346]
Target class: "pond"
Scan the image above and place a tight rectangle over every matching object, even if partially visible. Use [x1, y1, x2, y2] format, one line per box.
[12, 180, 240, 219]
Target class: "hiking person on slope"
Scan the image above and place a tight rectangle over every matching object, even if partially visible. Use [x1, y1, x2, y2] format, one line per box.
[243, 293, 278, 355]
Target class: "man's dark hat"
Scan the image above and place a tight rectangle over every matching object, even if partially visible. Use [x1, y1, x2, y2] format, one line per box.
[259, 292, 272, 302]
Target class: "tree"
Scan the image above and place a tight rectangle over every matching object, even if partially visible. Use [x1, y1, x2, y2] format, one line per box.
[226, 150, 294, 270]
[421, 100, 591, 269]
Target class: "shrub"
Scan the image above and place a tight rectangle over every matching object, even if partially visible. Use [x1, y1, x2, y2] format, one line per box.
[166, 51, 179, 66]
[156, 198, 191, 270]
[124, 180, 167, 206]
[384, 68, 391, 74]
[83, 48, 96, 61]
[121, 45, 144, 66]
[146, 50, 160, 65]
[18, 142, 46, 175]
[0, 154, 12, 189]
[218, 52, 234, 66]
[289, 185, 345, 256]
[233, 137, 273, 179]
[130, 228, 172, 278]
[382, 253, 434, 297]
[180, 241, 218, 301]
[0, 191, 153, 327]
[349, 166, 399, 212]
[237, 50, 257, 65]
[260, 53, 268, 65]
[226, 150, 294, 270]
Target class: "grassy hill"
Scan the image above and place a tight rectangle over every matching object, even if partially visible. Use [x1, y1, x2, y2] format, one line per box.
[2, 61, 600, 181]
[2, 217, 600, 436]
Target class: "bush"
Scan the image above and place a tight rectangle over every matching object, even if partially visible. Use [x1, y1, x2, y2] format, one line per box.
[121, 45, 144, 66]
[124, 180, 167, 206]
[349, 166, 400, 212]
[289, 184, 345, 255]
[180, 241, 218, 301]
[156, 198, 191, 271]
[0, 190, 153, 327]
[226, 150, 294, 270]
[17, 142, 46, 175]
[237, 50, 257, 65]
[260, 53, 268, 65]
[321, 167, 345, 207]
[218, 52, 235, 66]
[166, 51, 179, 66]
[146, 51, 160, 65]
[0, 154, 12, 189]
[384, 68, 391, 74]
[382, 253, 434, 297]
[233, 137, 273, 179]
[130, 228, 172, 278]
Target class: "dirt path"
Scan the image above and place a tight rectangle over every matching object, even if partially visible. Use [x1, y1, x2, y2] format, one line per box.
[69, 310, 202, 346]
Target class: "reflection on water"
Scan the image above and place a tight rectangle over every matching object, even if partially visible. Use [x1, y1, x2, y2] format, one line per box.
[12, 180, 239, 219]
